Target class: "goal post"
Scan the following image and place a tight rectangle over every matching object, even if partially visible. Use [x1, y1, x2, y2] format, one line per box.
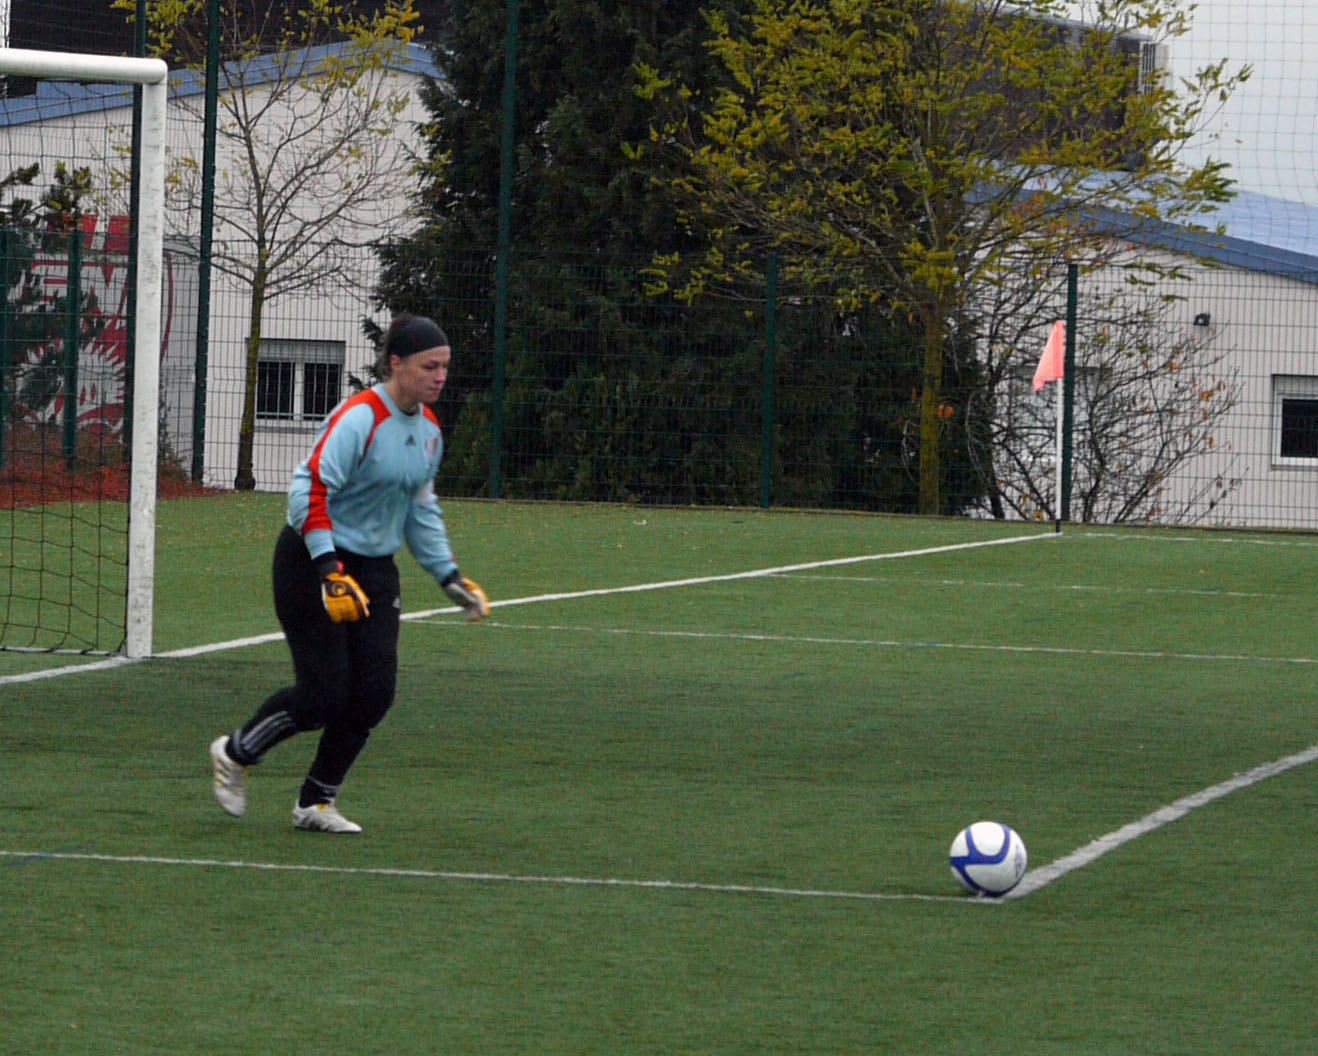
[0, 48, 167, 659]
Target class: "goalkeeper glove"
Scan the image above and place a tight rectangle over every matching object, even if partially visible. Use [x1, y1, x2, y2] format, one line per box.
[315, 553, 370, 623]
[441, 570, 490, 621]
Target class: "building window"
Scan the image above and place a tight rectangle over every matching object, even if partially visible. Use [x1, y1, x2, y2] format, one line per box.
[256, 339, 346, 423]
[1274, 375, 1318, 463]
[257, 360, 295, 419]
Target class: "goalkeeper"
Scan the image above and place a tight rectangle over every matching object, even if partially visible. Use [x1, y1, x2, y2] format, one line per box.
[208, 313, 489, 834]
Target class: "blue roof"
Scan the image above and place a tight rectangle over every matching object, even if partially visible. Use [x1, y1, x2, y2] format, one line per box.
[0, 41, 441, 127]
[1116, 188, 1318, 283]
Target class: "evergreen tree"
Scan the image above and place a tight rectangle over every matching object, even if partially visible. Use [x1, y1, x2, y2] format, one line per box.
[375, 0, 987, 511]
[374, 0, 773, 502]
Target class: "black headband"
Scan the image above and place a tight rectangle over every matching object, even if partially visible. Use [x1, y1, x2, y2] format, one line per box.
[387, 315, 449, 359]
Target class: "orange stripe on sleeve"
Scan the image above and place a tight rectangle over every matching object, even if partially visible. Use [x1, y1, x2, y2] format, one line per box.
[302, 390, 391, 536]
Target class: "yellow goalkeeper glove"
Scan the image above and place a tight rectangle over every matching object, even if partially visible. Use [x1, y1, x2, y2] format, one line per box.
[316, 555, 370, 623]
[441, 571, 490, 621]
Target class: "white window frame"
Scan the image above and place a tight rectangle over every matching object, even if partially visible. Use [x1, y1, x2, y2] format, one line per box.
[256, 338, 347, 426]
[1272, 375, 1318, 466]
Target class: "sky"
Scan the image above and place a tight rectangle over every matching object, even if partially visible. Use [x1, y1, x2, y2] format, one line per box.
[1177, 0, 1318, 204]
[1068, 0, 1318, 205]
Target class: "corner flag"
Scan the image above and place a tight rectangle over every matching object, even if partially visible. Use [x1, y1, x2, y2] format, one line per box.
[1034, 320, 1068, 528]
[1033, 321, 1066, 392]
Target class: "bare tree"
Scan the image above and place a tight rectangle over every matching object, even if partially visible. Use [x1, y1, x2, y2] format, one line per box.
[119, 0, 425, 487]
[965, 258, 1242, 525]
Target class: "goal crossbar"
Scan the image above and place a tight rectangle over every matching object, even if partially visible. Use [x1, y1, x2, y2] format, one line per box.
[0, 48, 169, 658]
[0, 49, 168, 86]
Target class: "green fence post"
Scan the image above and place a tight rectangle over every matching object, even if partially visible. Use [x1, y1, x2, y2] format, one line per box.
[0, 228, 10, 470]
[1060, 261, 1078, 523]
[191, 0, 221, 483]
[489, 0, 518, 500]
[63, 227, 83, 470]
[760, 254, 778, 509]
[124, 0, 148, 457]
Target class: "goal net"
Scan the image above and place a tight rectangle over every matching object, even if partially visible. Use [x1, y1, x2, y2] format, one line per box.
[0, 49, 166, 658]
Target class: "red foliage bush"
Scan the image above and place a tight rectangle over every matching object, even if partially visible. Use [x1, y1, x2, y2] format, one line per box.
[0, 424, 218, 508]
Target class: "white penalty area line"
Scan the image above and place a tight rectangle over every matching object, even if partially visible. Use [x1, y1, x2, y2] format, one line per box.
[451, 621, 1317, 667]
[1076, 531, 1318, 549]
[0, 849, 966, 904]
[0, 532, 1053, 684]
[776, 573, 1284, 600]
[398, 530, 1056, 622]
[1002, 741, 1318, 901]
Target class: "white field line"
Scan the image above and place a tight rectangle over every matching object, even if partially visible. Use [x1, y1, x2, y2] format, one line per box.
[0, 654, 138, 684]
[1, 532, 1053, 682]
[776, 573, 1284, 600]
[1075, 531, 1318, 548]
[1001, 741, 1318, 901]
[389, 531, 1056, 623]
[4, 743, 1314, 905]
[441, 621, 1317, 666]
[0, 848, 967, 904]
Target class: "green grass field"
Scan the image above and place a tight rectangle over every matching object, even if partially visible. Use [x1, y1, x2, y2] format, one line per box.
[2, 495, 1315, 1054]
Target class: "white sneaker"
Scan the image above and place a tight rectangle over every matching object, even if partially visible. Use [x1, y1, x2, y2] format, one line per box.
[292, 800, 363, 834]
[209, 736, 247, 817]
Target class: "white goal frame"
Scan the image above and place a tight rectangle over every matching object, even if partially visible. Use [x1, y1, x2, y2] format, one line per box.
[0, 48, 168, 658]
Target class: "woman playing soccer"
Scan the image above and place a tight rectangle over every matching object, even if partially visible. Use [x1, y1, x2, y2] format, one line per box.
[208, 313, 489, 833]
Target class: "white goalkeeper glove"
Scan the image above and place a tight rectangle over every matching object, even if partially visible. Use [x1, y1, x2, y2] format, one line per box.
[441, 570, 490, 621]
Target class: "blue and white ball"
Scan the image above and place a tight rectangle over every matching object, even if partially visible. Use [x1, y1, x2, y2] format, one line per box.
[949, 821, 1028, 896]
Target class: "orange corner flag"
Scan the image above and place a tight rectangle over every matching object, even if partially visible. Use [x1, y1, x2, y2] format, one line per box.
[1033, 321, 1065, 393]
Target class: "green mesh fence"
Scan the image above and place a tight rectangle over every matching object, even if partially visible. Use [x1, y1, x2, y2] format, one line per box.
[167, 244, 1317, 531]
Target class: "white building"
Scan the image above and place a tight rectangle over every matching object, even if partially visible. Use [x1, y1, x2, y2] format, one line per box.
[1117, 191, 1318, 528]
[0, 40, 439, 490]
[989, 189, 1318, 529]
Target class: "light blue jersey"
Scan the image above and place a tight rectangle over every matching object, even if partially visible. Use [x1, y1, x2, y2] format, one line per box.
[287, 384, 458, 584]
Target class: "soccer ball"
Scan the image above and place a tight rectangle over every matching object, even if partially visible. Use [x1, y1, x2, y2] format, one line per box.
[949, 821, 1028, 896]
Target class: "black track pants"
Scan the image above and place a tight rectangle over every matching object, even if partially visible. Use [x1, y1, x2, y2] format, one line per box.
[233, 525, 401, 792]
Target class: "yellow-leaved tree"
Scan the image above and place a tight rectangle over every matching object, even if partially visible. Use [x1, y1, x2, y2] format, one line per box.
[637, 0, 1247, 514]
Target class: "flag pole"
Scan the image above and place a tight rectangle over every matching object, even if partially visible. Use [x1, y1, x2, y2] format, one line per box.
[1054, 386, 1063, 533]
[1032, 319, 1067, 533]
